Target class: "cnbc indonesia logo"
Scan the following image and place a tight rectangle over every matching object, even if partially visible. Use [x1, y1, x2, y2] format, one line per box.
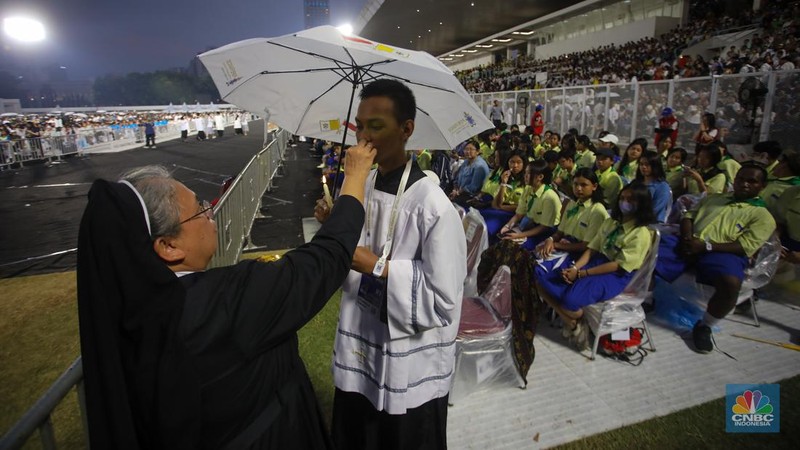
[726, 384, 779, 433]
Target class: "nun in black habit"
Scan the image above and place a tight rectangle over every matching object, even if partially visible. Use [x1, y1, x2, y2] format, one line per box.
[77, 142, 377, 449]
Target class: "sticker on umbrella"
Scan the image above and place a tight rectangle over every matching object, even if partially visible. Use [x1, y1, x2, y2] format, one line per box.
[222, 60, 242, 87]
[320, 119, 340, 132]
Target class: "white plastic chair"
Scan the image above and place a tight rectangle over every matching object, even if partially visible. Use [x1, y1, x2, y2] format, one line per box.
[583, 228, 660, 360]
[669, 232, 782, 327]
[462, 208, 489, 298]
[450, 266, 525, 404]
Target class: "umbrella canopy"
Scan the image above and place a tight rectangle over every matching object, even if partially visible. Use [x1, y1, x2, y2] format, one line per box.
[0, 112, 19, 117]
[199, 26, 492, 150]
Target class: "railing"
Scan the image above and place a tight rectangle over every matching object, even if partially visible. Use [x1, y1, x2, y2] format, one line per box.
[208, 128, 289, 268]
[0, 359, 87, 450]
[470, 69, 799, 157]
[0, 129, 289, 449]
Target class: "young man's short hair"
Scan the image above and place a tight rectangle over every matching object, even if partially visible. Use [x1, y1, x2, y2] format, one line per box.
[359, 79, 416, 123]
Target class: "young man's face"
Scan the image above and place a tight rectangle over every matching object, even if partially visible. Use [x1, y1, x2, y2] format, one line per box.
[595, 155, 613, 171]
[549, 134, 560, 148]
[355, 96, 413, 167]
[733, 167, 766, 200]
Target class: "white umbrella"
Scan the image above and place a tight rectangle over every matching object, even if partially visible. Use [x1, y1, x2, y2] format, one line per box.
[0, 112, 18, 117]
[199, 25, 492, 150]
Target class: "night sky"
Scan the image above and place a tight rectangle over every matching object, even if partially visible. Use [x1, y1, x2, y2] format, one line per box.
[0, 0, 366, 80]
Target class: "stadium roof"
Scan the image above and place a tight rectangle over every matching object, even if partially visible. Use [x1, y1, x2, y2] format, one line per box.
[355, 0, 607, 61]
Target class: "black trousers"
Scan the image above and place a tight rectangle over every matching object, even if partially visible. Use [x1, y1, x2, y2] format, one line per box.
[145, 134, 155, 146]
[181, 130, 188, 140]
[197, 131, 206, 140]
[332, 389, 448, 450]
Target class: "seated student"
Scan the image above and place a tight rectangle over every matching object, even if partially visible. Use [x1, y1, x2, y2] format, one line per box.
[450, 139, 490, 205]
[655, 163, 776, 353]
[480, 150, 527, 240]
[761, 152, 800, 216]
[657, 136, 674, 160]
[634, 151, 672, 223]
[665, 147, 688, 197]
[499, 160, 562, 250]
[531, 134, 545, 160]
[684, 145, 727, 195]
[478, 129, 495, 162]
[534, 168, 609, 272]
[753, 140, 783, 177]
[597, 131, 621, 164]
[467, 141, 511, 209]
[713, 141, 741, 188]
[575, 134, 597, 170]
[536, 183, 655, 348]
[542, 150, 560, 173]
[548, 132, 561, 153]
[775, 185, 800, 264]
[615, 138, 647, 184]
[553, 149, 577, 198]
[595, 147, 624, 211]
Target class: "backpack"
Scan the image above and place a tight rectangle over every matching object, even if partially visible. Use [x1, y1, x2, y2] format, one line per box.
[598, 328, 648, 365]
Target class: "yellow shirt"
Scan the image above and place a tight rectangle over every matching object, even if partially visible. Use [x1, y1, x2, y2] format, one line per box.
[575, 149, 596, 170]
[533, 144, 546, 160]
[718, 156, 741, 186]
[588, 218, 653, 272]
[481, 169, 503, 197]
[499, 179, 526, 206]
[615, 159, 639, 182]
[558, 199, 609, 243]
[554, 165, 576, 197]
[665, 166, 685, 194]
[684, 193, 777, 257]
[762, 176, 800, 216]
[687, 169, 726, 194]
[596, 166, 623, 209]
[765, 159, 779, 177]
[417, 150, 431, 171]
[516, 184, 562, 227]
[479, 142, 493, 162]
[775, 185, 800, 241]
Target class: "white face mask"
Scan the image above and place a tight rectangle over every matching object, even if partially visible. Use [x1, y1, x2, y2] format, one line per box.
[619, 200, 636, 215]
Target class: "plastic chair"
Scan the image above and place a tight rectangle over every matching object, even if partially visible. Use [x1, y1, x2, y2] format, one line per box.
[669, 232, 782, 327]
[450, 266, 525, 404]
[463, 208, 489, 298]
[583, 228, 660, 360]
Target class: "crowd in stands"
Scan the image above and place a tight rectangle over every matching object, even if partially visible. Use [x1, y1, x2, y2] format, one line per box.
[456, 0, 798, 93]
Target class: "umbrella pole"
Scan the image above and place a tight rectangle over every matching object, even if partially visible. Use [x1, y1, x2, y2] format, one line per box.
[331, 80, 359, 200]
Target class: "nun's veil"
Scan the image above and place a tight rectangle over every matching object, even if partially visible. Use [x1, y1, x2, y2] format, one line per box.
[77, 179, 199, 449]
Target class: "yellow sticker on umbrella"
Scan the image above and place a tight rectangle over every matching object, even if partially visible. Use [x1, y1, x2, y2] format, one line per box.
[320, 119, 340, 131]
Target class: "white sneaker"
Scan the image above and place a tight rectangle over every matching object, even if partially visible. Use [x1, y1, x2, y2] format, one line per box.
[570, 321, 590, 351]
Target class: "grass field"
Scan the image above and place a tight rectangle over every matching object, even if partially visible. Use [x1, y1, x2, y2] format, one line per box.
[1, 268, 797, 449]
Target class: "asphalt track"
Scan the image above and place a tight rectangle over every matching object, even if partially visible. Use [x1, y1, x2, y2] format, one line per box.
[0, 121, 321, 278]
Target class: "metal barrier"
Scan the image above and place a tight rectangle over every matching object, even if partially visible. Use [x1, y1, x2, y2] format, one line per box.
[470, 69, 800, 154]
[0, 129, 289, 449]
[208, 128, 289, 268]
[0, 358, 88, 450]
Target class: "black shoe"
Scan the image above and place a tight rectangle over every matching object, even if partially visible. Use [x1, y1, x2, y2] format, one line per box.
[692, 321, 713, 354]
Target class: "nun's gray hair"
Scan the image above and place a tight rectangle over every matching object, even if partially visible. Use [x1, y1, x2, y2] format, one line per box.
[119, 165, 182, 238]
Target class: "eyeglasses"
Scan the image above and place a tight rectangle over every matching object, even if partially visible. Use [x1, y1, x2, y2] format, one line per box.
[180, 200, 214, 224]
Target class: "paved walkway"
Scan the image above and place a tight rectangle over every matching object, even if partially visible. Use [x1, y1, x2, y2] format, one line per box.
[0, 122, 319, 277]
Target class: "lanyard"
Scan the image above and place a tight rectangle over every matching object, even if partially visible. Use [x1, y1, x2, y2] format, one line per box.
[365, 159, 413, 277]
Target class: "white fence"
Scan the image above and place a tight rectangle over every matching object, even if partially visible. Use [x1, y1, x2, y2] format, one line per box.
[471, 69, 799, 154]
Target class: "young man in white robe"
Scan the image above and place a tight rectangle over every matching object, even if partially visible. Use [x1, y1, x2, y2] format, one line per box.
[315, 79, 467, 449]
